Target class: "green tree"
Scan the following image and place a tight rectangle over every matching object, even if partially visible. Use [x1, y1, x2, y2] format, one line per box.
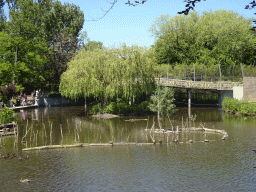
[3, 0, 84, 92]
[59, 43, 156, 104]
[149, 10, 256, 67]
[149, 86, 176, 129]
[0, 31, 31, 89]
[83, 41, 103, 51]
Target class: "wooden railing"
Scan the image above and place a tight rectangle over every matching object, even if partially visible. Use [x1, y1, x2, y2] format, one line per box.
[156, 78, 243, 90]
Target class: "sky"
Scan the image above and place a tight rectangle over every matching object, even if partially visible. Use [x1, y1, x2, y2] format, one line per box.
[4, 0, 256, 48]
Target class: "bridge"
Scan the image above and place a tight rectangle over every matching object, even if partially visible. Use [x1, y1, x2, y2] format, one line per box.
[155, 77, 246, 119]
[156, 78, 243, 91]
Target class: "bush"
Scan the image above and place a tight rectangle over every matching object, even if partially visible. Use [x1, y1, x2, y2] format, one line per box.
[103, 102, 117, 114]
[89, 103, 103, 114]
[90, 99, 152, 115]
[133, 101, 151, 115]
[1, 95, 9, 106]
[222, 97, 256, 115]
[0, 108, 14, 124]
[116, 101, 132, 115]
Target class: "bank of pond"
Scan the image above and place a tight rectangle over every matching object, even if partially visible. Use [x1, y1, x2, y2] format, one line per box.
[222, 97, 256, 116]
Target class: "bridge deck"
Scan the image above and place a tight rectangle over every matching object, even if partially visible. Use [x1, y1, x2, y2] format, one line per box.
[157, 78, 243, 90]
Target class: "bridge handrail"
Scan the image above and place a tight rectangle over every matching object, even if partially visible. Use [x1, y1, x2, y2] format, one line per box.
[162, 76, 243, 82]
[156, 78, 243, 90]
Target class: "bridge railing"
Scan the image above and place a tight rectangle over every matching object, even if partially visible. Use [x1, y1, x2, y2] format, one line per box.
[158, 62, 256, 82]
[156, 78, 243, 90]
[164, 76, 244, 82]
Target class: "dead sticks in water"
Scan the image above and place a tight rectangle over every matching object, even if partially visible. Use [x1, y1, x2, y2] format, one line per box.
[22, 142, 155, 151]
[125, 119, 148, 122]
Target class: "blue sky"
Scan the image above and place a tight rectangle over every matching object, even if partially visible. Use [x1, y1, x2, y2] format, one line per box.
[4, 0, 256, 48]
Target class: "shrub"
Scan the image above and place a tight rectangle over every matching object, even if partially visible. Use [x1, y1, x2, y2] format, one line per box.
[116, 101, 132, 115]
[89, 103, 103, 114]
[103, 102, 117, 114]
[0, 108, 14, 124]
[222, 97, 256, 115]
[133, 100, 151, 115]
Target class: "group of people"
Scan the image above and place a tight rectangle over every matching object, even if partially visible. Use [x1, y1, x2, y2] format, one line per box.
[0, 89, 42, 108]
[31, 89, 40, 99]
[19, 91, 27, 106]
[19, 89, 41, 106]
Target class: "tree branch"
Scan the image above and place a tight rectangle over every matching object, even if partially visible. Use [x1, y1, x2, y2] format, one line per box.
[85, 0, 118, 21]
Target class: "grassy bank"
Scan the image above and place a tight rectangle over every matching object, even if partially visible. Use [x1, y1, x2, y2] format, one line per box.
[222, 97, 256, 116]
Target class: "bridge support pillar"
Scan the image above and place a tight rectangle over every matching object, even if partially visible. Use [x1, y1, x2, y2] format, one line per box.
[218, 90, 233, 107]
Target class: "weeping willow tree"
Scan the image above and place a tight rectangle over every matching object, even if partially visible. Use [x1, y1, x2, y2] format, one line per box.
[59, 43, 157, 104]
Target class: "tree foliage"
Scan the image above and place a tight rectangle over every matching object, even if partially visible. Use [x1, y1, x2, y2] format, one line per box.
[59, 44, 156, 103]
[149, 86, 176, 128]
[149, 10, 256, 66]
[83, 41, 103, 51]
[1, 0, 84, 92]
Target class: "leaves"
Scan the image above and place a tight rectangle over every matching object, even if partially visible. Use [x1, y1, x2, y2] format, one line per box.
[149, 10, 256, 66]
[149, 86, 176, 120]
[59, 44, 157, 103]
[2, 0, 84, 91]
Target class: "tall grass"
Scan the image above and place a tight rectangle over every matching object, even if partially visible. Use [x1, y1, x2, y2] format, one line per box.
[222, 97, 256, 115]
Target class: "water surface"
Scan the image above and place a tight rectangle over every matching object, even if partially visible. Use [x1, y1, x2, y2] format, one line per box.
[1, 107, 256, 191]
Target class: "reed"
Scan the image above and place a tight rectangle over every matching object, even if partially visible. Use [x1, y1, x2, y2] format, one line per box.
[74, 128, 76, 143]
[60, 124, 63, 145]
[126, 133, 130, 143]
[50, 123, 53, 145]
[36, 130, 38, 147]
[77, 128, 80, 143]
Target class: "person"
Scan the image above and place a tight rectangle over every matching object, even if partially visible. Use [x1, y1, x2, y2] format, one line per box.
[19, 91, 23, 100]
[0, 97, 2, 109]
[9, 98, 13, 107]
[22, 93, 27, 106]
[31, 90, 35, 99]
[24, 93, 27, 106]
[22, 96, 25, 106]
[35, 89, 39, 98]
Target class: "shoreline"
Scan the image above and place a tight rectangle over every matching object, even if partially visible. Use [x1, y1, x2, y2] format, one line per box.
[224, 110, 256, 117]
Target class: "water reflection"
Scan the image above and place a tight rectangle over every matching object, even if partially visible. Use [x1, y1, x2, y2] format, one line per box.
[0, 107, 228, 155]
[1, 107, 256, 191]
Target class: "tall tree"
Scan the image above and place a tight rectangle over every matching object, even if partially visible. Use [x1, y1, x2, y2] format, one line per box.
[4, 0, 84, 91]
[149, 10, 256, 67]
[0, 0, 6, 31]
[59, 44, 156, 103]
[83, 41, 103, 51]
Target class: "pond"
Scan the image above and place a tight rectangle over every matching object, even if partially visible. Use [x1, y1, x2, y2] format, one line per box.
[1, 106, 256, 191]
